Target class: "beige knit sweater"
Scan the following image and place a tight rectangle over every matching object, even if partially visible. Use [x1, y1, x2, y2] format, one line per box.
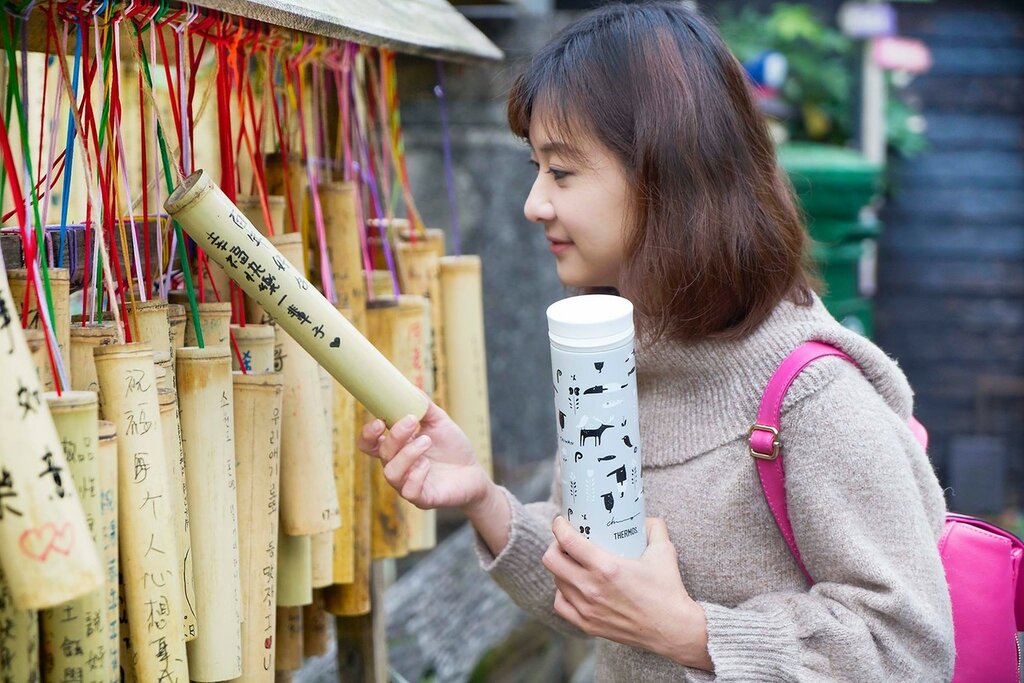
[476, 295, 955, 682]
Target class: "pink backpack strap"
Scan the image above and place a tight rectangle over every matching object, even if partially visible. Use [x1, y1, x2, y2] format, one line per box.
[749, 341, 857, 586]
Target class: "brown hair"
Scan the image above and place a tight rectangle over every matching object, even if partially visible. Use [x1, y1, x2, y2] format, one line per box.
[508, 2, 815, 343]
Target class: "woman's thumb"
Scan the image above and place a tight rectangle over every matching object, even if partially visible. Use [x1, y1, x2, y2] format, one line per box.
[645, 517, 670, 544]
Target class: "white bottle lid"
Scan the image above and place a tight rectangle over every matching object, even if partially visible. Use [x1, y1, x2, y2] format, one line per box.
[546, 294, 634, 351]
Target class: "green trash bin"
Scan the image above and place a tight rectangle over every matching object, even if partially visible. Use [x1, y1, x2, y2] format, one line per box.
[777, 143, 883, 220]
[813, 240, 877, 304]
[806, 217, 881, 247]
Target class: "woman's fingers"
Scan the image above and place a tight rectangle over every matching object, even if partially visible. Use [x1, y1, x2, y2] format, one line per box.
[382, 433, 432, 491]
[378, 415, 419, 463]
[400, 457, 431, 504]
[358, 419, 386, 456]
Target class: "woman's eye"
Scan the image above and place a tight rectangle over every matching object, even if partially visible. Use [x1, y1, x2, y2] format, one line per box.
[548, 168, 570, 181]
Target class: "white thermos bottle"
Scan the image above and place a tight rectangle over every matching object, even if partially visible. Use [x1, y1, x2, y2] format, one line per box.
[547, 294, 646, 557]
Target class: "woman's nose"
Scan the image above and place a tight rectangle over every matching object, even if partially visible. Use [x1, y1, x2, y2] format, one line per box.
[524, 176, 555, 224]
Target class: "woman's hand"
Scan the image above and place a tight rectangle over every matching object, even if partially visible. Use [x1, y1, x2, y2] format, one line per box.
[543, 516, 713, 672]
[358, 402, 492, 513]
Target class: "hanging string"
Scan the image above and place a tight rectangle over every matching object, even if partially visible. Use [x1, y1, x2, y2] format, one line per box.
[435, 61, 461, 256]
[380, 51, 424, 236]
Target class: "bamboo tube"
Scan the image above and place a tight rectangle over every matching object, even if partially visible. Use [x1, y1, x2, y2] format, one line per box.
[154, 353, 174, 391]
[265, 152, 309, 238]
[8, 267, 71, 374]
[366, 301, 407, 560]
[93, 343, 187, 682]
[276, 530, 312, 607]
[319, 182, 367, 321]
[395, 236, 446, 410]
[302, 591, 330, 657]
[41, 391, 107, 683]
[323, 428, 371, 616]
[0, 567, 39, 683]
[232, 372, 284, 683]
[70, 322, 118, 399]
[126, 299, 170, 358]
[311, 531, 334, 589]
[176, 346, 243, 680]
[118, 572, 136, 683]
[439, 256, 493, 476]
[167, 304, 186, 354]
[0, 272, 102, 611]
[231, 324, 276, 374]
[24, 327, 53, 390]
[184, 301, 232, 348]
[165, 170, 428, 426]
[97, 420, 120, 683]
[236, 194, 286, 237]
[370, 269, 395, 299]
[331, 370, 356, 584]
[276, 321, 339, 535]
[244, 232, 306, 326]
[335, 563, 388, 683]
[395, 296, 437, 552]
[156, 388, 198, 641]
[274, 606, 303, 671]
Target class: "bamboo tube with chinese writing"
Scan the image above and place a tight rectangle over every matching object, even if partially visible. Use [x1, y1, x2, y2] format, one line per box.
[276, 529, 312, 608]
[265, 153, 309, 238]
[184, 301, 232, 348]
[302, 591, 330, 657]
[311, 370, 335, 588]
[41, 391, 107, 683]
[243, 232, 305, 326]
[231, 372, 284, 683]
[366, 300, 407, 560]
[274, 606, 303, 671]
[176, 346, 242, 680]
[395, 295, 436, 552]
[93, 343, 187, 682]
[331, 311, 356, 584]
[24, 327, 53, 390]
[71, 323, 117, 399]
[236, 194, 286, 238]
[155, 353, 174, 391]
[165, 170, 427, 427]
[8, 267, 71, 375]
[0, 567, 38, 683]
[157, 388, 197, 641]
[231, 324, 275, 374]
[439, 256, 493, 476]
[118, 572, 136, 683]
[396, 237, 446, 411]
[0, 269, 102, 610]
[319, 182, 366, 329]
[97, 420, 119, 683]
[323, 426, 370, 616]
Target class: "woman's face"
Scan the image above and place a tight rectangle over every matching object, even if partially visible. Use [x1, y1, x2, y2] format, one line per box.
[524, 116, 630, 289]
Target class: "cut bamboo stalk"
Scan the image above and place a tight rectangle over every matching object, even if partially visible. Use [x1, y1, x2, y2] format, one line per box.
[184, 301, 232, 349]
[0, 270, 102, 611]
[319, 181, 366, 324]
[265, 152, 309, 238]
[274, 606, 303, 671]
[118, 571, 137, 683]
[93, 343, 187, 682]
[8, 267, 71, 375]
[0, 567, 39, 683]
[157, 388, 198, 641]
[232, 372, 284, 683]
[24, 327, 53, 391]
[302, 590, 330, 657]
[330, 310, 357, 585]
[126, 299, 170, 358]
[176, 346, 242, 681]
[276, 531, 313, 608]
[41, 391, 107, 683]
[335, 562, 388, 683]
[231, 324, 276, 374]
[236, 194, 286, 238]
[396, 237, 446, 411]
[439, 255, 493, 476]
[98, 420, 120, 683]
[165, 170, 427, 426]
[366, 301, 407, 560]
[70, 323, 118, 401]
[167, 304, 187, 355]
[311, 370, 335, 587]
[154, 353, 174, 391]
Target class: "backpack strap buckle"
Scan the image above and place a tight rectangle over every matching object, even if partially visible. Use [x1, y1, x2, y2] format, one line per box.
[748, 424, 781, 460]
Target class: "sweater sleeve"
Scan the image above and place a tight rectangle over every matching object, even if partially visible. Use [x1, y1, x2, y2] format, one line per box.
[701, 363, 955, 682]
[472, 460, 586, 638]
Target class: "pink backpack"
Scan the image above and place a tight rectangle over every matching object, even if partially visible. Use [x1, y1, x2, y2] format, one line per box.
[750, 341, 1024, 682]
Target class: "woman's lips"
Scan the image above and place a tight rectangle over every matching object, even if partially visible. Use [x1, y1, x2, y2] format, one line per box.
[548, 239, 573, 255]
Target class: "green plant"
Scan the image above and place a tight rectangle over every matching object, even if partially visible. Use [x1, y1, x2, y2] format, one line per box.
[716, 3, 926, 158]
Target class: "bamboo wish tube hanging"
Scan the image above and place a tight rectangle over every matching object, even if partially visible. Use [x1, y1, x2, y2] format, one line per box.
[312, 369, 336, 588]
[127, 299, 171, 360]
[93, 343, 188, 683]
[164, 170, 427, 426]
[264, 153, 309, 237]
[302, 591, 331, 657]
[176, 346, 243, 681]
[167, 304, 187, 354]
[275, 606, 303, 672]
[324, 414, 371, 616]
[331, 310, 357, 586]
[231, 323, 276, 373]
[277, 531, 313, 608]
[157, 388, 198, 641]
[320, 181, 367, 329]
[440, 255, 494, 476]
[41, 391, 108, 683]
[97, 420, 120, 683]
[184, 301, 233, 348]
[231, 372, 284, 683]
[8, 267, 71, 373]
[0, 270, 102, 610]
[0, 567, 38, 683]
[24, 328, 53, 390]
[396, 235, 447, 411]
[236, 194, 286, 237]
[366, 300, 407, 560]
[70, 323, 117, 398]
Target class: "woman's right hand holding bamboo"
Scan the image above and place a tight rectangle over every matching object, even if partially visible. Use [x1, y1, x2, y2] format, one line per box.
[359, 402, 493, 514]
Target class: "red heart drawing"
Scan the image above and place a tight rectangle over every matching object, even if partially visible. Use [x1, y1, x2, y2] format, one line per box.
[50, 522, 75, 556]
[19, 521, 75, 562]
